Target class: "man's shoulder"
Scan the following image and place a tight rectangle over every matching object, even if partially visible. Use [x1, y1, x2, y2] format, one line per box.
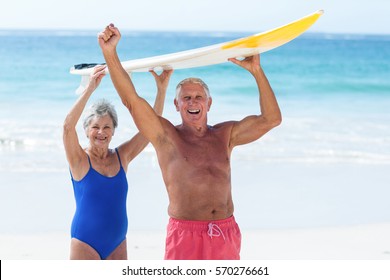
[212, 120, 237, 130]
[160, 116, 176, 127]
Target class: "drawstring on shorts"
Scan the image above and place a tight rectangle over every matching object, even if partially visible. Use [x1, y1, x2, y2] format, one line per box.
[208, 223, 226, 241]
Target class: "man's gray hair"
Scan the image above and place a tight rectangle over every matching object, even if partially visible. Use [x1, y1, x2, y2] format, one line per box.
[175, 77, 210, 100]
[83, 99, 118, 130]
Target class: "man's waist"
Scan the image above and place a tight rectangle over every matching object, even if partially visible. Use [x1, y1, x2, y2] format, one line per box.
[168, 215, 237, 230]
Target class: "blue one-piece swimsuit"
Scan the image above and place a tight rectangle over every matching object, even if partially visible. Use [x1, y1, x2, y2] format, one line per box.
[70, 148, 128, 259]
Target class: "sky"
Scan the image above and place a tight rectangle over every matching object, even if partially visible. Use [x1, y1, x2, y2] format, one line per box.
[1, 0, 390, 35]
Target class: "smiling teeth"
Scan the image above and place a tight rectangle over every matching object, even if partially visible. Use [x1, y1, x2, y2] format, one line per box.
[188, 109, 200, 114]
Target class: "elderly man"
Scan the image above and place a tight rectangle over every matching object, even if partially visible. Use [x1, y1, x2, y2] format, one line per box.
[98, 24, 282, 260]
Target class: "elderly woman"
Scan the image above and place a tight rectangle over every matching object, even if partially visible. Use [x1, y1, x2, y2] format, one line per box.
[63, 65, 172, 260]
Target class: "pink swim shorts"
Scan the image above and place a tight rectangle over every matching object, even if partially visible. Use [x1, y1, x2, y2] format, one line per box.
[164, 215, 241, 260]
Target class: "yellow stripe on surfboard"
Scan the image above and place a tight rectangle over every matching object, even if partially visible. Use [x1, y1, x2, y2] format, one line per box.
[222, 10, 324, 50]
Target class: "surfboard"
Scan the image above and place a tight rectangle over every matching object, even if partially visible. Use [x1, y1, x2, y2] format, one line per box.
[70, 10, 323, 93]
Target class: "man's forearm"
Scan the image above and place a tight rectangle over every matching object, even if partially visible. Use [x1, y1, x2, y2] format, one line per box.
[103, 50, 138, 111]
[255, 67, 282, 125]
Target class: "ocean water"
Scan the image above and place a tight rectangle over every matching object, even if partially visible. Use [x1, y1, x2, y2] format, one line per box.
[0, 30, 389, 233]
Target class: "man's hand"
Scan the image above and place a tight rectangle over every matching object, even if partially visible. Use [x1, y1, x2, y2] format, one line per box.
[228, 54, 261, 75]
[98, 23, 121, 52]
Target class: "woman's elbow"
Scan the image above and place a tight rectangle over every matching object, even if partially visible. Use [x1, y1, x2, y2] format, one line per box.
[63, 117, 75, 136]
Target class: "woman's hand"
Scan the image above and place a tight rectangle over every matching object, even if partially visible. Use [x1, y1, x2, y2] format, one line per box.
[150, 69, 174, 92]
[85, 64, 106, 93]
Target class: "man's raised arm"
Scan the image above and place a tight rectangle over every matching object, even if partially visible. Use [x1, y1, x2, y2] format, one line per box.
[98, 24, 166, 145]
[228, 55, 282, 147]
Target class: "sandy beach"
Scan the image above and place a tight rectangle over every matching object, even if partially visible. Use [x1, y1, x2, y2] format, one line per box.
[1, 224, 390, 260]
[1, 160, 390, 261]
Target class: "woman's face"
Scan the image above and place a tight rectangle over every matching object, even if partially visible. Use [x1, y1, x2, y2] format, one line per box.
[86, 114, 115, 148]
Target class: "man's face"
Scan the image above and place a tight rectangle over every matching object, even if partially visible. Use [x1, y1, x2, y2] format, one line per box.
[174, 83, 212, 125]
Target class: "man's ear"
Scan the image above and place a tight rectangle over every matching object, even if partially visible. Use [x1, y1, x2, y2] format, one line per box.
[174, 99, 179, 112]
[207, 97, 212, 112]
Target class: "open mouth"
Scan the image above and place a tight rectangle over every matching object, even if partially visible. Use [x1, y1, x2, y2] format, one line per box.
[95, 136, 107, 141]
[187, 109, 200, 114]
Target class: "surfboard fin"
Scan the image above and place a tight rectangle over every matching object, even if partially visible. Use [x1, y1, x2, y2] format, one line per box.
[74, 70, 131, 94]
[75, 75, 90, 95]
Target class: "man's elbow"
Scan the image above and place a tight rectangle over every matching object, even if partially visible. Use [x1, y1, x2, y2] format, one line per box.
[119, 92, 141, 113]
[267, 114, 282, 129]
[274, 114, 282, 127]
[120, 97, 133, 111]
